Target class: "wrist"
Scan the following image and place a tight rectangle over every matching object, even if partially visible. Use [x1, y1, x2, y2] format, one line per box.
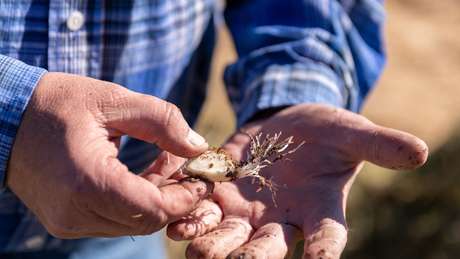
[0, 57, 47, 191]
[245, 106, 290, 124]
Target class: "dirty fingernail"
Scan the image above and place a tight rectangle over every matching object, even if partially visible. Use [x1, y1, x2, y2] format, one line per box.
[181, 178, 214, 198]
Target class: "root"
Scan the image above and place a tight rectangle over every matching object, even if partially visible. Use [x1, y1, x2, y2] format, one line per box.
[236, 132, 305, 206]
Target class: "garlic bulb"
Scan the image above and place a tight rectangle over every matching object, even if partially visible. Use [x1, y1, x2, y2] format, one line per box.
[184, 149, 236, 182]
[184, 132, 304, 185]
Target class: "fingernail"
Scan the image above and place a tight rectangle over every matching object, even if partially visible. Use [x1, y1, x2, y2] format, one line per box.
[188, 129, 207, 146]
[181, 178, 214, 198]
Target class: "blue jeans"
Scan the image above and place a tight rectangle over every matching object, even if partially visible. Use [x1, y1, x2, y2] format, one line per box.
[0, 233, 167, 259]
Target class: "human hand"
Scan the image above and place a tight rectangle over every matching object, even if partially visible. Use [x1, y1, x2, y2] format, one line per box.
[7, 72, 212, 238]
[167, 104, 428, 259]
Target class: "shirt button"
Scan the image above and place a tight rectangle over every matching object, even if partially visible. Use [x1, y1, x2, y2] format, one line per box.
[67, 11, 85, 31]
[25, 235, 45, 249]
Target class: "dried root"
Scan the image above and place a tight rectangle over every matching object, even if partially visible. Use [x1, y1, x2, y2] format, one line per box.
[184, 132, 305, 205]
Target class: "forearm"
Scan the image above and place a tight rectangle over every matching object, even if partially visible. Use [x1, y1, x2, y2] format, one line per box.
[0, 55, 46, 190]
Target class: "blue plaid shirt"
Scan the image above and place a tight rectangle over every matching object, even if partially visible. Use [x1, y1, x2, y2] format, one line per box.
[0, 0, 385, 253]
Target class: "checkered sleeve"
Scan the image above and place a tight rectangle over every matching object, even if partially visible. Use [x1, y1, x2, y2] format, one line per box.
[0, 55, 46, 190]
[224, 0, 386, 126]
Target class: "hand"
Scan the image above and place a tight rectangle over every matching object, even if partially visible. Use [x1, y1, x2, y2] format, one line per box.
[7, 72, 212, 238]
[167, 104, 428, 259]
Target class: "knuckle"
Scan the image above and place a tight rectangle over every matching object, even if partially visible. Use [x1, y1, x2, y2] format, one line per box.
[106, 85, 130, 106]
[163, 102, 182, 129]
[366, 129, 381, 162]
[154, 101, 188, 146]
[96, 86, 131, 123]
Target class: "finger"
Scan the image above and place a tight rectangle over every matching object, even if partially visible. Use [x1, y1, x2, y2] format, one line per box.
[228, 223, 301, 259]
[303, 219, 347, 259]
[158, 179, 214, 219]
[186, 217, 253, 259]
[300, 106, 428, 170]
[140, 151, 187, 185]
[91, 158, 212, 235]
[299, 184, 347, 259]
[167, 199, 223, 240]
[100, 87, 208, 157]
[352, 124, 429, 170]
[325, 107, 428, 170]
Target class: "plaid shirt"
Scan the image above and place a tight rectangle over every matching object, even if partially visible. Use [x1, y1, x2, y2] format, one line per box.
[0, 0, 385, 253]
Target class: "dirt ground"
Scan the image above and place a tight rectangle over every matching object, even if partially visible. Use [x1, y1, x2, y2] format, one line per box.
[364, 0, 460, 151]
[166, 0, 460, 257]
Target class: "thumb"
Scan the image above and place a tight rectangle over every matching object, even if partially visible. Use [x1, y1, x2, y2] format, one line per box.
[350, 123, 429, 170]
[100, 88, 208, 157]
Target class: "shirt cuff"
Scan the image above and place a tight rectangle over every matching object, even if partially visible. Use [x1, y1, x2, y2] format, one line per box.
[0, 55, 47, 191]
[225, 62, 348, 127]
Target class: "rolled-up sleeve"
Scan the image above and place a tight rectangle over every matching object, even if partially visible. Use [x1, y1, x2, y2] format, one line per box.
[0, 55, 46, 190]
[224, 0, 386, 126]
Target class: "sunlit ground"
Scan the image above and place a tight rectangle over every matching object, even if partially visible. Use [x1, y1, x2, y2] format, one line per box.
[166, 0, 460, 258]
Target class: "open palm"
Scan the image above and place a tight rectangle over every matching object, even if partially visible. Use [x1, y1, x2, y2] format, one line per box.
[168, 104, 428, 259]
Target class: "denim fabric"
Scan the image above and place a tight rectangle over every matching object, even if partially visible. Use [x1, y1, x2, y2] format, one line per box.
[0, 234, 166, 259]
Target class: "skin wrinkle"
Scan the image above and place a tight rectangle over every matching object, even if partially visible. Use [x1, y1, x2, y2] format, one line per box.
[75, 138, 113, 187]
[101, 87, 131, 122]
[163, 102, 181, 134]
[367, 128, 381, 165]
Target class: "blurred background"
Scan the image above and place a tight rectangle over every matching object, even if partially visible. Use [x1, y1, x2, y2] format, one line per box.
[167, 0, 460, 258]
